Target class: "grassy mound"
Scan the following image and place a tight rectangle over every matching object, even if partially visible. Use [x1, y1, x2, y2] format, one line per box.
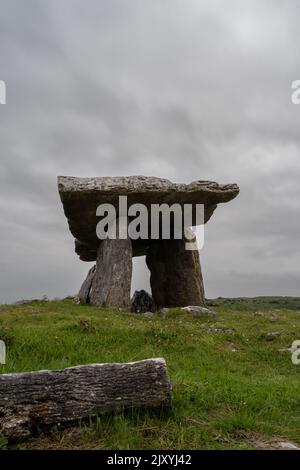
[0, 297, 300, 450]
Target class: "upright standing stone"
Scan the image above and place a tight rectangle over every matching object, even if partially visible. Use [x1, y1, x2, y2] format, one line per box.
[146, 236, 205, 308]
[78, 265, 96, 303]
[89, 238, 132, 309]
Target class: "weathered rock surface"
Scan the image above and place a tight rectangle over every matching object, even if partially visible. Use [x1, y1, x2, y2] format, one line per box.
[89, 238, 132, 309]
[78, 265, 96, 303]
[265, 331, 281, 341]
[58, 176, 239, 261]
[146, 237, 205, 308]
[143, 311, 155, 317]
[275, 442, 300, 451]
[131, 290, 156, 313]
[0, 358, 172, 441]
[181, 306, 216, 317]
[205, 325, 234, 334]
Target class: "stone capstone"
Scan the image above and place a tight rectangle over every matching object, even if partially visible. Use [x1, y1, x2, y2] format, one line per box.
[58, 176, 239, 261]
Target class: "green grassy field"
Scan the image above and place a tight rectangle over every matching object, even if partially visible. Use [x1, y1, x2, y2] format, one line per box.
[0, 297, 300, 450]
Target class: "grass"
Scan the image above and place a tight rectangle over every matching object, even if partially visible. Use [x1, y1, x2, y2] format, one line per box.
[0, 297, 300, 450]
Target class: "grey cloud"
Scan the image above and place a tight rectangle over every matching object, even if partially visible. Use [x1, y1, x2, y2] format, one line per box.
[0, 0, 299, 303]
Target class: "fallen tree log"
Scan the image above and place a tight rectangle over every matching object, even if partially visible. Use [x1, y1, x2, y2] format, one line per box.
[0, 358, 172, 441]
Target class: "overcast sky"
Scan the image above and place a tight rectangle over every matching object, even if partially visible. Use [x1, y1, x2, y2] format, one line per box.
[0, 0, 299, 303]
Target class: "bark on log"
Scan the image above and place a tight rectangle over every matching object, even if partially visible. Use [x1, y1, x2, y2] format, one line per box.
[0, 358, 172, 441]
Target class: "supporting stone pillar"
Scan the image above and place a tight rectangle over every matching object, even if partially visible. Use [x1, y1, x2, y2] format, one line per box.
[146, 236, 205, 308]
[78, 265, 96, 303]
[78, 215, 133, 309]
[88, 237, 132, 309]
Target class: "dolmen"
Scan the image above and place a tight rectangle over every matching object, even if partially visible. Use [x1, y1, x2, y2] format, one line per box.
[58, 176, 239, 310]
